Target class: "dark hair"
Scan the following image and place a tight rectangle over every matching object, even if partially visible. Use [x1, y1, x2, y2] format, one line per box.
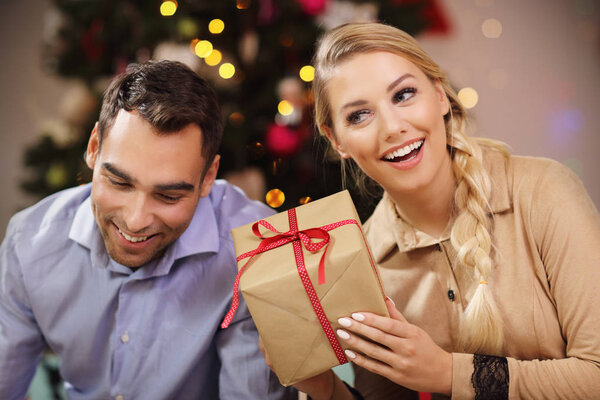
[98, 60, 223, 173]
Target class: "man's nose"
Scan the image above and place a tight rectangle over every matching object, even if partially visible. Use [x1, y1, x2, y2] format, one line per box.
[124, 193, 153, 233]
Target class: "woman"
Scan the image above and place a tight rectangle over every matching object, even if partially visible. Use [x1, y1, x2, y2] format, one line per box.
[287, 22, 600, 399]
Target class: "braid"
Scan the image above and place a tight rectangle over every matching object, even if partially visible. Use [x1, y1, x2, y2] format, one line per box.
[450, 132, 505, 354]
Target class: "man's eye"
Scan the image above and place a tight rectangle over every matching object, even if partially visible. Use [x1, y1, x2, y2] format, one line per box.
[346, 110, 371, 125]
[393, 87, 416, 103]
[158, 194, 181, 203]
[109, 178, 130, 188]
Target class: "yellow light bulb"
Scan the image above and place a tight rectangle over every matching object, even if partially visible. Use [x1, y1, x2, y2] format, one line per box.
[208, 19, 225, 34]
[299, 65, 315, 82]
[194, 40, 213, 58]
[205, 49, 222, 66]
[219, 63, 235, 79]
[457, 87, 479, 109]
[160, 0, 178, 16]
[299, 196, 312, 205]
[266, 189, 285, 208]
[277, 100, 294, 116]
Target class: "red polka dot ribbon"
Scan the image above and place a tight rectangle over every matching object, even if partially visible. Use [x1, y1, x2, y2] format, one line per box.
[220, 208, 358, 365]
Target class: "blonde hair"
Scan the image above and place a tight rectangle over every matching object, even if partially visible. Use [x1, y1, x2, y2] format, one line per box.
[313, 22, 508, 355]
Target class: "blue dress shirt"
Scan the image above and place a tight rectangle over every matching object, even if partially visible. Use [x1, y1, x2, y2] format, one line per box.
[0, 181, 296, 400]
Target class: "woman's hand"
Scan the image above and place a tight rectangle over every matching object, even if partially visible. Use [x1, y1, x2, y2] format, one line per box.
[337, 298, 452, 395]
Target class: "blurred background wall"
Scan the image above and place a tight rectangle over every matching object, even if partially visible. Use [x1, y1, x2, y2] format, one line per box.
[1, 0, 599, 243]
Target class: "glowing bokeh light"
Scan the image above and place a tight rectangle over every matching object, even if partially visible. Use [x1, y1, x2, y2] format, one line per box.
[194, 40, 213, 58]
[236, 0, 250, 10]
[208, 19, 225, 34]
[160, 1, 178, 16]
[277, 100, 294, 116]
[229, 112, 245, 126]
[482, 18, 502, 38]
[205, 49, 222, 66]
[219, 63, 235, 79]
[266, 189, 285, 208]
[299, 65, 315, 82]
[457, 87, 479, 109]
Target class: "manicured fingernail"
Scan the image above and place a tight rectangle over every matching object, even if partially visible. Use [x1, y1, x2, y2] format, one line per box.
[337, 329, 350, 340]
[351, 313, 365, 321]
[386, 296, 396, 306]
[345, 349, 357, 359]
[338, 317, 352, 327]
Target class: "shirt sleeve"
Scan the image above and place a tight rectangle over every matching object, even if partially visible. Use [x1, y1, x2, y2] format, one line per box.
[452, 160, 600, 400]
[0, 221, 47, 400]
[215, 295, 297, 400]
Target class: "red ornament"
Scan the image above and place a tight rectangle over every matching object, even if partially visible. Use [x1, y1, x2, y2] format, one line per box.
[295, 0, 329, 16]
[265, 123, 301, 157]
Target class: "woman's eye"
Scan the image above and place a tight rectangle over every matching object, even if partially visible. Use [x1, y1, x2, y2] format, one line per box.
[393, 87, 416, 103]
[346, 110, 371, 125]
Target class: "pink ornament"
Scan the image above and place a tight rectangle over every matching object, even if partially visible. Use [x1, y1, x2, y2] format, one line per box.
[265, 123, 301, 157]
[296, 0, 329, 16]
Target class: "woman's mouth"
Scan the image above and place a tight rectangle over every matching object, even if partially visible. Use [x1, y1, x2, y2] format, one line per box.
[382, 139, 424, 162]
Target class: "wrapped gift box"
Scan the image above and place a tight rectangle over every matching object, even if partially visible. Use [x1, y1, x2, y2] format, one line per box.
[222, 190, 388, 386]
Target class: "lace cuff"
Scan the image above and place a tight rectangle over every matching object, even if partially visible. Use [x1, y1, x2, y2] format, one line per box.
[471, 354, 509, 400]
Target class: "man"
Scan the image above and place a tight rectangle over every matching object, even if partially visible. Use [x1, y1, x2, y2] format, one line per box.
[0, 60, 295, 400]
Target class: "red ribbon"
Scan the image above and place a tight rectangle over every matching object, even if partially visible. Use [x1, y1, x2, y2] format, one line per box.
[221, 208, 358, 365]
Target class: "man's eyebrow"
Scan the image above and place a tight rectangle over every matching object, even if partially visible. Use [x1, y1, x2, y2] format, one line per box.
[154, 182, 195, 192]
[102, 162, 134, 182]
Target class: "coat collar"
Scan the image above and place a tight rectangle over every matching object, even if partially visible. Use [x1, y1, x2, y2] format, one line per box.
[365, 149, 511, 262]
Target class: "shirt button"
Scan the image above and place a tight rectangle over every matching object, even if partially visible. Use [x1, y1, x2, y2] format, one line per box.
[115, 395, 124, 400]
[447, 290, 455, 301]
[435, 243, 442, 251]
[120, 332, 129, 343]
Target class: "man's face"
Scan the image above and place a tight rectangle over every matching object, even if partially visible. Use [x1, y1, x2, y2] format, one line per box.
[86, 110, 219, 268]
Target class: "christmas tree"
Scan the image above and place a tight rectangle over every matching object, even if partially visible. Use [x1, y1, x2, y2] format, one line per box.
[23, 0, 448, 221]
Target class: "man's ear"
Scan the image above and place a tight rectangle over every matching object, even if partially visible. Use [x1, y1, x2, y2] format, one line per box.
[85, 122, 100, 170]
[199, 154, 220, 198]
[321, 124, 350, 159]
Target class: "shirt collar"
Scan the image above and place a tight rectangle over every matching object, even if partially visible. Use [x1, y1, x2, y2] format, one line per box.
[366, 149, 511, 261]
[69, 191, 220, 276]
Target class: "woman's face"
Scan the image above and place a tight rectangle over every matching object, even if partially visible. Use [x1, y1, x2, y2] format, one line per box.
[325, 51, 452, 198]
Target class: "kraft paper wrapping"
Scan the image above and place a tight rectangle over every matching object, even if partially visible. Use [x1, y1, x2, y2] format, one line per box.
[231, 190, 388, 386]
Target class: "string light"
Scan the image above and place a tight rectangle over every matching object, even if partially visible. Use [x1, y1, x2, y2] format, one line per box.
[299, 196, 312, 205]
[299, 65, 315, 82]
[194, 40, 213, 58]
[266, 189, 285, 208]
[458, 87, 479, 109]
[160, 0, 178, 16]
[229, 112, 245, 126]
[277, 100, 294, 116]
[208, 19, 225, 34]
[219, 63, 235, 79]
[205, 49, 222, 66]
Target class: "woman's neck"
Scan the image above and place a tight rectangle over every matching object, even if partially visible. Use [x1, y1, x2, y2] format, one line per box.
[389, 158, 456, 238]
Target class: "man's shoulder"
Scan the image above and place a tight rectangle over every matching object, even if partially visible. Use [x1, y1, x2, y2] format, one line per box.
[208, 180, 274, 233]
[6, 184, 91, 245]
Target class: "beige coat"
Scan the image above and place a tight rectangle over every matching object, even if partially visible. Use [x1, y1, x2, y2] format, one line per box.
[356, 150, 600, 399]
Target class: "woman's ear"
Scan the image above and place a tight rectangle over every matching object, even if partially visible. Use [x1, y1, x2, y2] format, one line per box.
[321, 124, 350, 159]
[433, 79, 451, 116]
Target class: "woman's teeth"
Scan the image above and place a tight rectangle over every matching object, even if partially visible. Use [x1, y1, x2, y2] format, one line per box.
[383, 139, 424, 160]
[118, 228, 149, 243]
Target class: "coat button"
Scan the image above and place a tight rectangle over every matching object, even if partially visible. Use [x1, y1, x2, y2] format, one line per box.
[447, 290, 455, 301]
[435, 243, 442, 251]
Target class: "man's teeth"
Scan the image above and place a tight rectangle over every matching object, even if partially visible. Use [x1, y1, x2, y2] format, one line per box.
[384, 140, 424, 160]
[118, 228, 149, 243]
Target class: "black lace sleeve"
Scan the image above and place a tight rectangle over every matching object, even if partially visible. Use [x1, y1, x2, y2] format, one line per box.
[471, 354, 509, 400]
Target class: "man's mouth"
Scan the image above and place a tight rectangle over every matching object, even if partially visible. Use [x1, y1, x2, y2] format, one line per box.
[382, 139, 424, 162]
[118, 227, 150, 243]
